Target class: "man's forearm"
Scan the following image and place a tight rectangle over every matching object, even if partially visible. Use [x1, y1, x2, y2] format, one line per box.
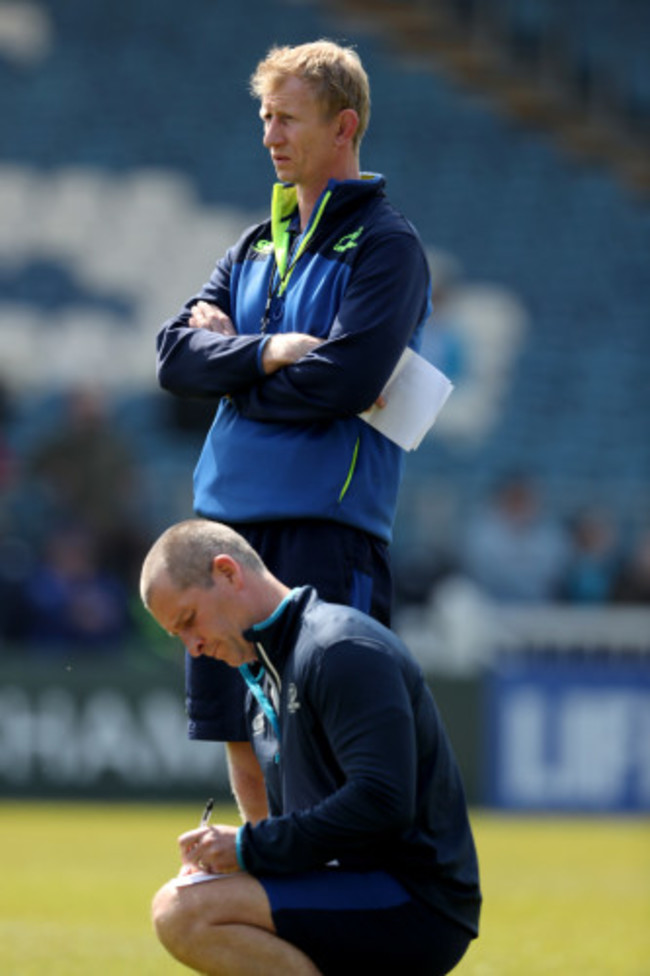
[226, 741, 269, 825]
[156, 324, 266, 399]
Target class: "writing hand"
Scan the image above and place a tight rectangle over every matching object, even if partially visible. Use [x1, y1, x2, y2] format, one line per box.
[178, 824, 241, 875]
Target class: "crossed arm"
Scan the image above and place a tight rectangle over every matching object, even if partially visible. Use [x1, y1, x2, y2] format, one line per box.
[188, 300, 324, 376]
[158, 232, 428, 416]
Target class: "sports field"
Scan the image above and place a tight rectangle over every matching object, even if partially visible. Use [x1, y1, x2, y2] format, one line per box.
[1, 802, 648, 975]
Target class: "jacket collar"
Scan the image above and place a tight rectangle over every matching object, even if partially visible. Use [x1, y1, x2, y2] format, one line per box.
[271, 173, 386, 236]
[243, 585, 317, 668]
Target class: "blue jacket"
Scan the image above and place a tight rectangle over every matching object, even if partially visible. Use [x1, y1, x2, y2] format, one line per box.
[237, 587, 482, 938]
[156, 175, 431, 543]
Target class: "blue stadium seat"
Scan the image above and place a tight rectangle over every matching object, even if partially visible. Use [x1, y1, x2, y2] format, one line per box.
[1, 0, 648, 549]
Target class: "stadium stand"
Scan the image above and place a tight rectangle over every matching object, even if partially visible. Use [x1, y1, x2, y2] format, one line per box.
[0, 1, 648, 816]
[0, 0, 648, 604]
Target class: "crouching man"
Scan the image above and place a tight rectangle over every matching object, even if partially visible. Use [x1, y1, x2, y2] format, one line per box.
[140, 518, 481, 976]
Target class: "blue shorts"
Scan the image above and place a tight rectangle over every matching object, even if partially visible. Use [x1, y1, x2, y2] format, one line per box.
[186, 519, 392, 742]
[259, 869, 472, 976]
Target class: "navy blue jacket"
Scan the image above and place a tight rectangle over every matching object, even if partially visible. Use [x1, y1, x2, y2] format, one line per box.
[237, 587, 482, 938]
[156, 175, 430, 543]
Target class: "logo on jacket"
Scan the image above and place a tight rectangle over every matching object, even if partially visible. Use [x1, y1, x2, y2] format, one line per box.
[252, 712, 265, 737]
[252, 239, 273, 254]
[333, 226, 364, 252]
[287, 683, 301, 714]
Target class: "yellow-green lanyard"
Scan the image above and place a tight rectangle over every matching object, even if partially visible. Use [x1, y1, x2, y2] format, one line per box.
[261, 186, 332, 332]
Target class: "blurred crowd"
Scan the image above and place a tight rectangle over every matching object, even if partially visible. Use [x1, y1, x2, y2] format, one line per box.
[394, 470, 650, 612]
[0, 382, 154, 655]
[0, 377, 648, 659]
[456, 473, 650, 605]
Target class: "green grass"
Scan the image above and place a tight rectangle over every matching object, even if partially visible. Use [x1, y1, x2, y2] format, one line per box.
[0, 802, 648, 975]
[459, 813, 650, 976]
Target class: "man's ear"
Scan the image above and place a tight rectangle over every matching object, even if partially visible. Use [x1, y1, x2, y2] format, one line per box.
[335, 108, 359, 147]
[211, 554, 243, 587]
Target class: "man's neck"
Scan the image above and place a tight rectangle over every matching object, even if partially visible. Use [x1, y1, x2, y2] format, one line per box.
[296, 160, 361, 229]
[251, 576, 293, 627]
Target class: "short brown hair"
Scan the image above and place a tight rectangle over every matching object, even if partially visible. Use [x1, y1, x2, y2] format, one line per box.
[250, 40, 370, 150]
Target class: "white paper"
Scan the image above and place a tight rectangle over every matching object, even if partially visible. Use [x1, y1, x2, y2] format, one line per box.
[359, 348, 454, 451]
[174, 871, 228, 887]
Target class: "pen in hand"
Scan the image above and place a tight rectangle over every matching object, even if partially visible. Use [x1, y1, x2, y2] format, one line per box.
[178, 799, 240, 878]
[176, 798, 216, 880]
[200, 797, 214, 827]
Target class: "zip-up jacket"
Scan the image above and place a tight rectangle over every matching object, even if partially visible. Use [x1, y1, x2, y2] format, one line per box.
[156, 175, 431, 543]
[237, 586, 482, 939]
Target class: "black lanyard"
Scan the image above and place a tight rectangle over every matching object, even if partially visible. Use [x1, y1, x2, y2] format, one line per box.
[260, 228, 302, 333]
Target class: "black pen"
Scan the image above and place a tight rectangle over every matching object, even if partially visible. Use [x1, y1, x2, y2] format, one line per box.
[200, 797, 214, 827]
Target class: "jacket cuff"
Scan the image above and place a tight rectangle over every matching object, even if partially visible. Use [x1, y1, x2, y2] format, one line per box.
[256, 335, 271, 373]
[235, 825, 247, 872]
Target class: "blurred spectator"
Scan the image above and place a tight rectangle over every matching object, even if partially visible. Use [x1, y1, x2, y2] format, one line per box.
[19, 523, 132, 650]
[460, 472, 569, 602]
[613, 530, 650, 604]
[558, 507, 622, 604]
[0, 378, 16, 494]
[25, 386, 147, 586]
[0, 533, 33, 644]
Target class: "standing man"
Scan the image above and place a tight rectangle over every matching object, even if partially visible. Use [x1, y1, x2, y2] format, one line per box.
[156, 41, 431, 820]
[141, 520, 481, 976]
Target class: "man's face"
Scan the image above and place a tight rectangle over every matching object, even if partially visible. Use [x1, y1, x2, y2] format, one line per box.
[148, 565, 256, 668]
[260, 75, 342, 190]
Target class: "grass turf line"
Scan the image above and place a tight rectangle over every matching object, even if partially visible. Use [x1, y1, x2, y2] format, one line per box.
[0, 803, 648, 975]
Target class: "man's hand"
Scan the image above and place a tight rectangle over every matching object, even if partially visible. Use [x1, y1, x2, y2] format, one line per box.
[178, 824, 241, 875]
[262, 333, 323, 374]
[189, 301, 236, 335]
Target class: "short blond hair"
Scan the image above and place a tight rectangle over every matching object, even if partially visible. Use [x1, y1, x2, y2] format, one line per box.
[140, 519, 265, 608]
[250, 40, 370, 150]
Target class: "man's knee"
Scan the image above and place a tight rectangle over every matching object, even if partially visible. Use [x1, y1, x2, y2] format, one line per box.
[152, 881, 196, 959]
